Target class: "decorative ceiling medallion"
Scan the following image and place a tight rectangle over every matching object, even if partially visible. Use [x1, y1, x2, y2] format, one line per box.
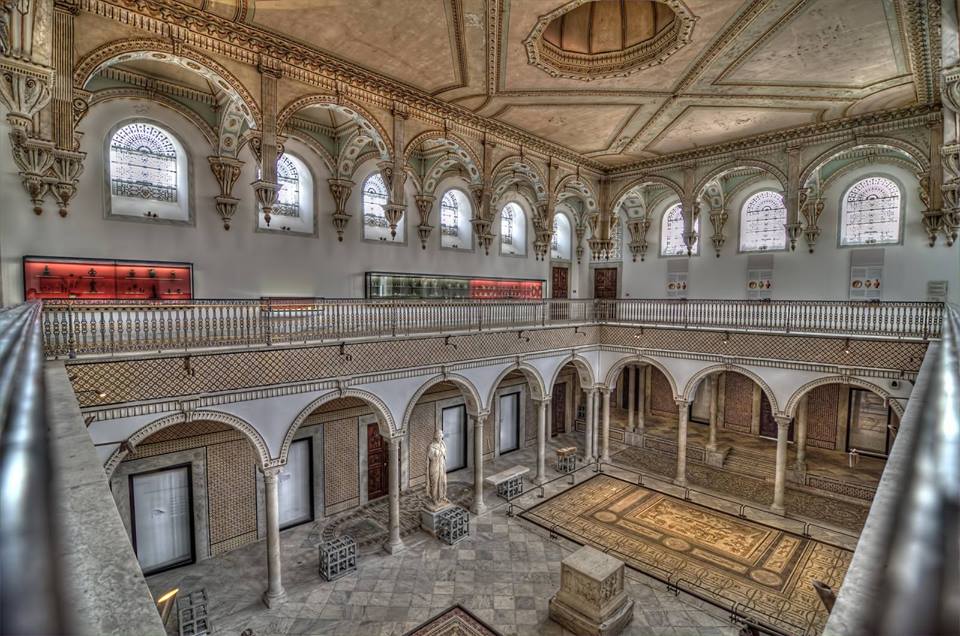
[523, 0, 697, 81]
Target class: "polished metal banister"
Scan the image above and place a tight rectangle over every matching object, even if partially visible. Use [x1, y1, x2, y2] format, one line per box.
[0, 302, 68, 635]
[824, 303, 960, 636]
[40, 298, 943, 358]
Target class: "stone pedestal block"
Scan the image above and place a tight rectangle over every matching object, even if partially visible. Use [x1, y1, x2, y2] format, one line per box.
[705, 446, 728, 468]
[549, 546, 634, 636]
[420, 504, 454, 537]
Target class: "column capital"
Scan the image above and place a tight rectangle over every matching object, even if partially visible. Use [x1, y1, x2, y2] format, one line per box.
[585, 387, 599, 396]
[533, 397, 552, 406]
[598, 386, 612, 396]
[260, 465, 282, 479]
[474, 410, 490, 422]
[385, 436, 402, 450]
[675, 398, 691, 407]
[774, 415, 793, 428]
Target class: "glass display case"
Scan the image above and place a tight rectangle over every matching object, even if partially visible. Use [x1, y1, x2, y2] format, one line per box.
[23, 256, 193, 300]
[365, 272, 543, 300]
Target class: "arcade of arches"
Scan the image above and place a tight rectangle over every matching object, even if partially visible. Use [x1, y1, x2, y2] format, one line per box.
[2, 1, 956, 635]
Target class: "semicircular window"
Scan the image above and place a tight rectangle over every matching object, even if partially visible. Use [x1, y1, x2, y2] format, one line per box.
[110, 123, 178, 202]
[740, 190, 787, 252]
[274, 154, 301, 218]
[840, 177, 901, 246]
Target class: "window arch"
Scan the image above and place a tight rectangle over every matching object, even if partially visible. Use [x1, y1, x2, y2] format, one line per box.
[840, 176, 901, 246]
[740, 190, 787, 252]
[551, 212, 572, 260]
[258, 152, 315, 234]
[661, 203, 698, 256]
[500, 202, 527, 256]
[107, 121, 190, 223]
[362, 172, 403, 241]
[440, 189, 473, 249]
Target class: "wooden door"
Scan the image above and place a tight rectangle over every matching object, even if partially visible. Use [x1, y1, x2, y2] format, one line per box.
[366, 423, 388, 500]
[551, 267, 569, 298]
[593, 268, 618, 299]
[551, 382, 566, 436]
[759, 393, 794, 441]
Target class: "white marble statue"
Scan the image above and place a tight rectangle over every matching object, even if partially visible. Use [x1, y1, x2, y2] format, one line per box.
[426, 428, 449, 511]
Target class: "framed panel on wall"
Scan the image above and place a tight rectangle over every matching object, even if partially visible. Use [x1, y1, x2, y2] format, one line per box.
[129, 464, 195, 575]
[441, 405, 467, 472]
[365, 271, 543, 300]
[278, 438, 313, 529]
[23, 256, 193, 301]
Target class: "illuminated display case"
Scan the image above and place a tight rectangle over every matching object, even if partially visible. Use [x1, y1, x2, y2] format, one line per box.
[23, 256, 193, 301]
[365, 272, 543, 300]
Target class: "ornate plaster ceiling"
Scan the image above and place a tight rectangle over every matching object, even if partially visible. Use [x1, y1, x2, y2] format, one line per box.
[172, 0, 925, 167]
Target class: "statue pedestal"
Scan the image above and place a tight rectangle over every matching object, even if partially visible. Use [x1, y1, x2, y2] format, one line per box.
[549, 546, 633, 636]
[420, 503, 454, 537]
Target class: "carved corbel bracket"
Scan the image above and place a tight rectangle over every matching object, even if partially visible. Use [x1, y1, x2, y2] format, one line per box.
[922, 209, 945, 246]
[471, 217, 493, 255]
[328, 178, 354, 241]
[414, 194, 435, 249]
[251, 180, 279, 226]
[49, 148, 85, 217]
[706, 208, 726, 257]
[10, 130, 54, 214]
[626, 217, 650, 262]
[532, 210, 552, 261]
[0, 57, 54, 132]
[383, 202, 405, 238]
[208, 155, 244, 229]
[574, 221, 587, 263]
[800, 195, 825, 253]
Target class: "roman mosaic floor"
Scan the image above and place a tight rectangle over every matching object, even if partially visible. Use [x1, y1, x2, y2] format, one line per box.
[522, 474, 851, 635]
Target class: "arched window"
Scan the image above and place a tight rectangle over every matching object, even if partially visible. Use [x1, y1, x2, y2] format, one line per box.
[440, 189, 473, 249]
[591, 215, 623, 261]
[274, 155, 300, 218]
[841, 176, 901, 246]
[661, 203, 698, 256]
[740, 190, 787, 252]
[500, 202, 527, 256]
[258, 152, 315, 234]
[107, 121, 190, 223]
[362, 172, 402, 241]
[551, 213, 572, 260]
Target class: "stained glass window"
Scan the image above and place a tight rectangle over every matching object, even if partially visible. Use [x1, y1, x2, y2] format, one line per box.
[501, 203, 516, 245]
[109, 123, 178, 203]
[551, 213, 572, 260]
[273, 154, 300, 218]
[841, 177, 901, 246]
[661, 203, 698, 256]
[362, 172, 389, 230]
[441, 190, 460, 237]
[500, 202, 526, 255]
[740, 190, 786, 252]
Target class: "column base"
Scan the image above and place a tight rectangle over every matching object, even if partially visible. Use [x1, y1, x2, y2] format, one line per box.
[262, 589, 287, 608]
[534, 474, 547, 486]
[770, 503, 786, 515]
[470, 499, 487, 516]
[383, 539, 406, 555]
[673, 477, 687, 487]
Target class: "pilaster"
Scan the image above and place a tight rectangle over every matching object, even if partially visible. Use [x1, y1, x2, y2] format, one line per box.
[251, 58, 281, 225]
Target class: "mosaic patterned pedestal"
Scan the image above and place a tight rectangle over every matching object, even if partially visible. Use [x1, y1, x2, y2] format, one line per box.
[549, 545, 634, 636]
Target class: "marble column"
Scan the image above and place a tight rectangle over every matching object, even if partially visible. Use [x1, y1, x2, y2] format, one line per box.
[592, 389, 601, 459]
[600, 388, 611, 462]
[795, 397, 808, 471]
[772, 416, 791, 515]
[471, 413, 487, 515]
[675, 400, 690, 486]
[262, 468, 286, 607]
[535, 399, 549, 484]
[385, 437, 405, 553]
[707, 373, 719, 451]
[626, 366, 635, 431]
[636, 367, 646, 432]
[584, 389, 596, 461]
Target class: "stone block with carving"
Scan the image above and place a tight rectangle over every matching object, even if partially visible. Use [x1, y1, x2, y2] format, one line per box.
[549, 545, 633, 636]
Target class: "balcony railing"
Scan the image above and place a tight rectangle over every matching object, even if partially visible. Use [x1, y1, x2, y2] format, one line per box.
[824, 303, 959, 635]
[40, 298, 943, 358]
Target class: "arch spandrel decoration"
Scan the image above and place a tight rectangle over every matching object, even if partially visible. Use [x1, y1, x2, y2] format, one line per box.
[784, 376, 899, 419]
[693, 159, 788, 199]
[492, 155, 549, 204]
[682, 364, 781, 415]
[400, 373, 484, 432]
[799, 137, 927, 189]
[103, 409, 271, 476]
[484, 362, 548, 412]
[602, 354, 679, 399]
[404, 131, 482, 197]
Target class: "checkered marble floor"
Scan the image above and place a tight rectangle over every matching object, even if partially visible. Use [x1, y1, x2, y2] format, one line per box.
[147, 437, 738, 636]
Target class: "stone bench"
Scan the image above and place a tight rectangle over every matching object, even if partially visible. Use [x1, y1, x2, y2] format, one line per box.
[485, 466, 529, 499]
[556, 446, 577, 473]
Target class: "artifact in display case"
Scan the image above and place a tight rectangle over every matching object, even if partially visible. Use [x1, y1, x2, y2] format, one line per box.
[365, 272, 543, 300]
[24, 256, 193, 300]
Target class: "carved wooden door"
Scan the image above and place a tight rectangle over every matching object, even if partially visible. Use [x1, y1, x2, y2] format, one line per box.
[366, 423, 388, 500]
[551, 267, 569, 298]
[551, 382, 566, 436]
[593, 268, 618, 299]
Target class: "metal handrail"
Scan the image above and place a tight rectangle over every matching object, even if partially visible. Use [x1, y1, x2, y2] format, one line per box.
[824, 303, 960, 636]
[0, 302, 67, 634]
[39, 298, 943, 358]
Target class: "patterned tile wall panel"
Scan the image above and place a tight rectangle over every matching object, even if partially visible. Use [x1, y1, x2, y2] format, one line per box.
[723, 373, 754, 434]
[138, 421, 231, 443]
[125, 427, 243, 461]
[649, 367, 675, 417]
[806, 384, 841, 450]
[207, 439, 258, 555]
[408, 403, 435, 483]
[525, 391, 536, 445]
[324, 417, 359, 511]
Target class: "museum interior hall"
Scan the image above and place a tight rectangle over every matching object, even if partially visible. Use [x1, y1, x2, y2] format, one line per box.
[1, 1, 959, 635]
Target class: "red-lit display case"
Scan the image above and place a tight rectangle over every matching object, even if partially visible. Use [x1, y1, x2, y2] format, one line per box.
[365, 272, 543, 300]
[23, 256, 193, 301]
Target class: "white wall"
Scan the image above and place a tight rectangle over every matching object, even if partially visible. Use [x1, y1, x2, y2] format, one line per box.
[0, 98, 550, 303]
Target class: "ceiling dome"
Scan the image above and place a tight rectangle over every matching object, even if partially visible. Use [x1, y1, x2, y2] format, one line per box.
[524, 0, 695, 81]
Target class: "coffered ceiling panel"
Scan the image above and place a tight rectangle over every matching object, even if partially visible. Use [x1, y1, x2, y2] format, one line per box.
[249, 0, 463, 93]
[493, 103, 640, 154]
[646, 105, 820, 154]
[718, 0, 908, 89]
